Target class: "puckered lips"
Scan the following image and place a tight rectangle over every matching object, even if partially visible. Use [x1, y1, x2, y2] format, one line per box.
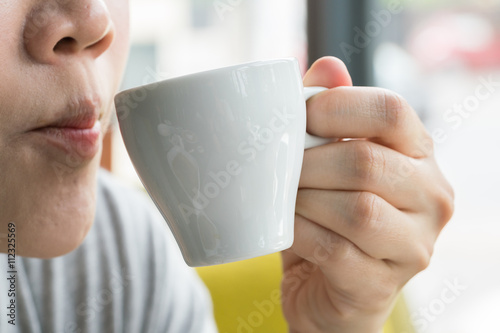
[29, 97, 103, 161]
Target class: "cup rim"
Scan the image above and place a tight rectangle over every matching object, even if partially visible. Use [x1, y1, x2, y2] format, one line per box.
[116, 57, 299, 97]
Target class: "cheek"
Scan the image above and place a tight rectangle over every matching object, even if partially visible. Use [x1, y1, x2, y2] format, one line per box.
[96, 0, 129, 120]
[109, 0, 130, 51]
[0, 6, 27, 128]
[106, 0, 130, 86]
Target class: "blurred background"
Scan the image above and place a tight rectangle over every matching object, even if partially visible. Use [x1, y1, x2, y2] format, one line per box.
[104, 0, 500, 331]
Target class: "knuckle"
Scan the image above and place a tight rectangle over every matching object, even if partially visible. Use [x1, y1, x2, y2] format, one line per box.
[379, 89, 409, 130]
[350, 142, 385, 185]
[351, 191, 382, 233]
[422, 132, 435, 155]
[435, 185, 455, 230]
[413, 243, 433, 272]
[323, 233, 350, 264]
[412, 132, 435, 159]
[316, 232, 348, 265]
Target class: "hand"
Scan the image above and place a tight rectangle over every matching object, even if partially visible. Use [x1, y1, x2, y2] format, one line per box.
[281, 57, 454, 333]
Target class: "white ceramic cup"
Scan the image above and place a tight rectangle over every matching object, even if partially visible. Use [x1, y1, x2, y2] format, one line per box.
[115, 58, 330, 266]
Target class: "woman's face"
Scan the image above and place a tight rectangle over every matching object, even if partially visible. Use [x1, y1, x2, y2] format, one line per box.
[0, 0, 130, 257]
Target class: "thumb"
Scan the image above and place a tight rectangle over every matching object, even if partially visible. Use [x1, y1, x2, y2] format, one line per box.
[303, 56, 353, 88]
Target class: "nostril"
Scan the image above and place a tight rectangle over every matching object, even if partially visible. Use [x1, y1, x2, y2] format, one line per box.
[53, 37, 78, 54]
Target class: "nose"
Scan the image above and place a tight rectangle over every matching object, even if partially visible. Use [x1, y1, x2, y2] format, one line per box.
[23, 0, 115, 64]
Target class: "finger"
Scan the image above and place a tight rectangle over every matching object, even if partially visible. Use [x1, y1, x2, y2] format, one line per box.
[295, 189, 432, 268]
[284, 215, 398, 305]
[284, 214, 388, 278]
[303, 56, 353, 88]
[306, 86, 433, 158]
[299, 140, 433, 211]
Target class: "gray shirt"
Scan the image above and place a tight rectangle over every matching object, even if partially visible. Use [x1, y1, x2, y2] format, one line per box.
[0, 170, 217, 333]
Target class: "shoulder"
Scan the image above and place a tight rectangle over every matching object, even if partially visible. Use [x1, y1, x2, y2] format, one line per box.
[96, 168, 157, 228]
[91, 169, 217, 332]
[94, 169, 170, 248]
[91, 168, 179, 267]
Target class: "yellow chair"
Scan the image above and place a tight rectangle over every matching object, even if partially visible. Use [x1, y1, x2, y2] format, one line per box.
[197, 253, 415, 333]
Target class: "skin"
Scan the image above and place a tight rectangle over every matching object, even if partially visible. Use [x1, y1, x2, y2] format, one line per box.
[0, 0, 454, 332]
[283, 57, 454, 332]
[0, 0, 130, 257]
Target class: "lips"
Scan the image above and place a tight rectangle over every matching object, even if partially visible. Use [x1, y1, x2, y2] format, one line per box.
[29, 97, 104, 161]
[48, 108, 99, 129]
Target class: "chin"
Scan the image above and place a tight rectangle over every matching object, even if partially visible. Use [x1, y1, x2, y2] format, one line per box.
[32, 158, 100, 258]
[1, 149, 102, 259]
[20, 215, 95, 259]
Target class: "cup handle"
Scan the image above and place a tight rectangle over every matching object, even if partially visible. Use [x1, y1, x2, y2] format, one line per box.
[303, 86, 333, 149]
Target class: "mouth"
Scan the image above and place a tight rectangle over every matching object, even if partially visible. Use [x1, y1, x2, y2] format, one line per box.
[29, 97, 104, 162]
